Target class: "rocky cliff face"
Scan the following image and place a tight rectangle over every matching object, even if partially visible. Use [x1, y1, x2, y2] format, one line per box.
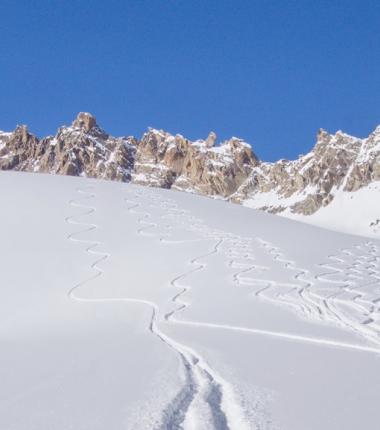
[132, 128, 258, 196]
[232, 126, 380, 215]
[1, 112, 379, 216]
[0, 113, 258, 199]
[0, 113, 137, 181]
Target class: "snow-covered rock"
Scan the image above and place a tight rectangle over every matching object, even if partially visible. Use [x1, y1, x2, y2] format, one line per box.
[0, 113, 137, 181]
[133, 128, 257, 196]
[233, 127, 380, 216]
[0, 113, 379, 232]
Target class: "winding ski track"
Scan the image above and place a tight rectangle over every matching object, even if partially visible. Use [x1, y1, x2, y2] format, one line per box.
[67, 186, 251, 430]
[66, 185, 380, 429]
[131, 191, 380, 354]
[224, 235, 380, 349]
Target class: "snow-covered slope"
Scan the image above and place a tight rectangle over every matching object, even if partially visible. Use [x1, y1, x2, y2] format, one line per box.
[284, 181, 380, 238]
[1, 170, 380, 429]
[242, 180, 380, 239]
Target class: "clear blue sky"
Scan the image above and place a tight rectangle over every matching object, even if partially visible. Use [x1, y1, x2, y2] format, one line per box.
[0, 0, 379, 161]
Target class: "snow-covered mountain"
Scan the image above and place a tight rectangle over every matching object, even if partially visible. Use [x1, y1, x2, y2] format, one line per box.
[1, 112, 379, 235]
[233, 127, 380, 210]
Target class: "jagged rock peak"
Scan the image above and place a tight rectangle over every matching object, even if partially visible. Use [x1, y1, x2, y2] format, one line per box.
[205, 131, 217, 148]
[316, 128, 330, 142]
[14, 125, 33, 144]
[232, 123, 380, 215]
[1, 114, 379, 219]
[72, 112, 97, 132]
[14, 124, 29, 132]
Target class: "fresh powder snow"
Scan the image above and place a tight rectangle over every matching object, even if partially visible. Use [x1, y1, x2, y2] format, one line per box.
[0, 170, 379, 430]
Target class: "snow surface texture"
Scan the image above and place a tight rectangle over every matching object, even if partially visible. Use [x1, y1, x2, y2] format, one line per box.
[1, 170, 380, 430]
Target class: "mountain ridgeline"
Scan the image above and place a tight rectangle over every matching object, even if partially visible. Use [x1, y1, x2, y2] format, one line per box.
[0, 112, 379, 216]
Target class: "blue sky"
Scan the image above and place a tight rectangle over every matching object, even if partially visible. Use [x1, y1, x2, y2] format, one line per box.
[0, 0, 379, 161]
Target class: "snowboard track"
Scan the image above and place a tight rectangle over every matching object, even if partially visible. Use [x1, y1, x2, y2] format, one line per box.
[66, 185, 380, 429]
[142, 192, 380, 353]
[67, 185, 250, 430]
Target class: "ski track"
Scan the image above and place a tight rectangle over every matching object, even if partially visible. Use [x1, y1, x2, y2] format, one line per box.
[143, 193, 380, 353]
[224, 235, 380, 349]
[66, 185, 380, 429]
[67, 186, 252, 430]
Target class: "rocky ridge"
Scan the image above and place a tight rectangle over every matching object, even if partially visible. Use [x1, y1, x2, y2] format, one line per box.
[0, 112, 379, 216]
[233, 126, 380, 215]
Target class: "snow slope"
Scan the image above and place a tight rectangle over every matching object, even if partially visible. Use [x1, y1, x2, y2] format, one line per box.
[287, 181, 380, 238]
[242, 181, 380, 239]
[0, 170, 380, 430]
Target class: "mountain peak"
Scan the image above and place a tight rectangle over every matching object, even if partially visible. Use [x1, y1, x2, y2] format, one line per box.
[72, 112, 97, 132]
[0, 115, 379, 219]
[205, 131, 217, 148]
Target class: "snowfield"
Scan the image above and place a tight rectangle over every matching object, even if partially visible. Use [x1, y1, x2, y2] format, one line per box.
[287, 181, 380, 238]
[1, 170, 380, 430]
[242, 181, 380, 239]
